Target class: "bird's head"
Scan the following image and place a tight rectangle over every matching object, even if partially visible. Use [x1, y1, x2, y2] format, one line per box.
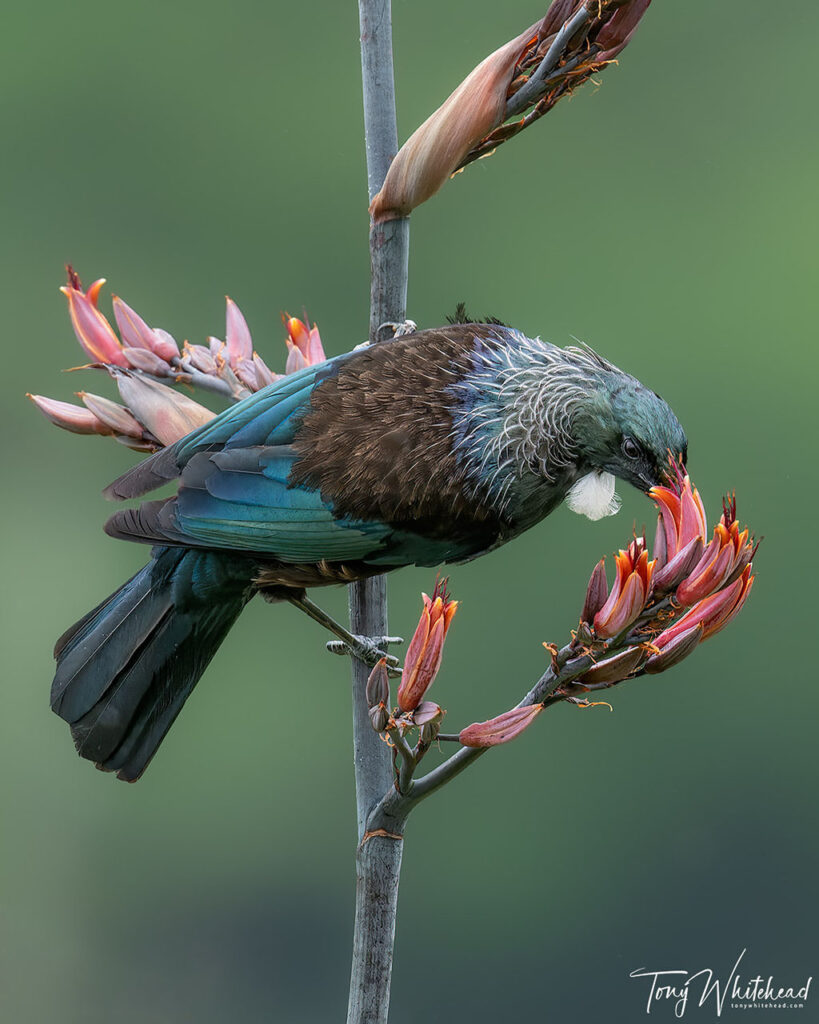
[570, 367, 687, 505]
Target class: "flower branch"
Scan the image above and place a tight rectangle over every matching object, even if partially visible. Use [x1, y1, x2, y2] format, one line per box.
[367, 463, 756, 825]
[29, 268, 329, 444]
[370, 0, 651, 222]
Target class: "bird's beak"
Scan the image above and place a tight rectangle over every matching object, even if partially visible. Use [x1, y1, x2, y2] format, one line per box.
[639, 470, 659, 492]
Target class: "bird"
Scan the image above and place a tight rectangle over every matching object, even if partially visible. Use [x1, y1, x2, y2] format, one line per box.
[50, 322, 687, 781]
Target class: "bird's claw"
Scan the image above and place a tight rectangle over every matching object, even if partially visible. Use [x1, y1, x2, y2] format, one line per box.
[374, 319, 418, 343]
[326, 635, 404, 676]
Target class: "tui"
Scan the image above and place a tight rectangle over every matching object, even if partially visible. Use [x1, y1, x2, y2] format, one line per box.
[50, 323, 687, 780]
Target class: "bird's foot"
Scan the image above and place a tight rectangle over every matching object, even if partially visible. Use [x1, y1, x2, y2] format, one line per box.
[326, 635, 404, 676]
[285, 592, 404, 675]
[374, 319, 418, 343]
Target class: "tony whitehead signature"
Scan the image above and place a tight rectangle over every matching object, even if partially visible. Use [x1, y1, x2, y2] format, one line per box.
[630, 949, 812, 1017]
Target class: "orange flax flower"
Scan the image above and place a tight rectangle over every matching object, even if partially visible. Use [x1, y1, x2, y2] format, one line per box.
[396, 579, 458, 712]
[593, 537, 655, 639]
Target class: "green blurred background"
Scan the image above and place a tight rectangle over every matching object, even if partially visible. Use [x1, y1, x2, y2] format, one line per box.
[2, 2, 816, 1021]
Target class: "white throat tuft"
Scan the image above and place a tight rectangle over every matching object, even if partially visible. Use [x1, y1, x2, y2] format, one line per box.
[565, 471, 621, 521]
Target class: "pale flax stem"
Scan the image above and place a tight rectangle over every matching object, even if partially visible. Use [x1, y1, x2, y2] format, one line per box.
[347, 1, 410, 1022]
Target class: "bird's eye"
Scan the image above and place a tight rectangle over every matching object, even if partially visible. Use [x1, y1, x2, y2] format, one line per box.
[622, 437, 641, 460]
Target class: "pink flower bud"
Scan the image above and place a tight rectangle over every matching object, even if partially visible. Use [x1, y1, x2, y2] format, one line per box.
[78, 392, 144, 439]
[184, 342, 219, 375]
[111, 370, 216, 446]
[27, 394, 111, 435]
[112, 296, 180, 363]
[459, 703, 543, 748]
[122, 347, 174, 376]
[285, 343, 309, 375]
[253, 353, 280, 388]
[233, 358, 260, 392]
[370, 21, 542, 222]
[60, 278, 127, 366]
[225, 298, 253, 366]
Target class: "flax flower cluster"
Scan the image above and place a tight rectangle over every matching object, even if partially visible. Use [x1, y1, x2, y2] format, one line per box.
[29, 268, 326, 451]
[457, 463, 756, 748]
[367, 473, 754, 764]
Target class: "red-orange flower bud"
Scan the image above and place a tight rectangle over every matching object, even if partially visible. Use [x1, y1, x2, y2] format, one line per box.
[644, 623, 703, 674]
[675, 507, 754, 607]
[396, 579, 458, 712]
[593, 546, 654, 639]
[655, 567, 754, 648]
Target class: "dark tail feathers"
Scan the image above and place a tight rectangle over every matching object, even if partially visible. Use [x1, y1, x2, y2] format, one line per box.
[51, 547, 255, 782]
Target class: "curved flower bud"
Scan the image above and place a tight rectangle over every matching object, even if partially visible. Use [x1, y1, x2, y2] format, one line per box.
[233, 359, 260, 392]
[650, 471, 707, 561]
[60, 274, 127, 366]
[581, 558, 608, 624]
[283, 315, 326, 368]
[644, 623, 703, 674]
[110, 370, 216, 446]
[595, 0, 652, 63]
[27, 394, 112, 435]
[577, 645, 647, 687]
[676, 506, 754, 606]
[366, 658, 390, 710]
[655, 567, 754, 648]
[183, 342, 219, 375]
[112, 295, 180, 363]
[225, 297, 253, 366]
[413, 701, 444, 727]
[122, 347, 174, 376]
[253, 353, 280, 388]
[459, 703, 543, 748]
[414, 701, 445, 745]
[370, 1, 653, 222]
[285, 343, 309, 375]
[370, 21, 539, 223]
[78, 392, 144, 439]
[593, 545, 654, 639]
[369, 704, 390, 733]
[652, 535, 703, 593]
[397, 579, 458, 712]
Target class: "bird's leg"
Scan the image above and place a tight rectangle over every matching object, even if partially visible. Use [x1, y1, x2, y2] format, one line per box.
[286, 592, 403, 675]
